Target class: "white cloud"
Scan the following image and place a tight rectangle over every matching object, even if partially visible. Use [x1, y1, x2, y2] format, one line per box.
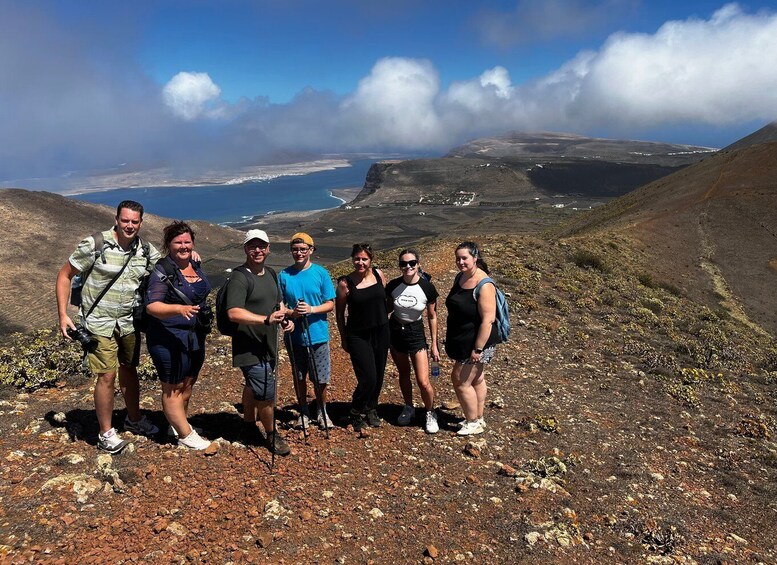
[162, 72, 221, 120]
[339, 57, 443, 147]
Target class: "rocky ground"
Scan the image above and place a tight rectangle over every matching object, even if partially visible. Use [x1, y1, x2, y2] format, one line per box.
[1, 235, 776, 564]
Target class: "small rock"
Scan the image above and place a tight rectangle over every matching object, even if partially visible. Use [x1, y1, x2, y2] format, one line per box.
[153, 518, 169, 533]
[255, 531, 273, 548]
[525, 531, 542, 546]
[498, 463, 518, 477]
[489, 497, 503, 504]
[441, 400, 460, 410]
[728, 533, 748, 544]
[300, 510, 313, 521]
[465, 474, 481, 485]
[463, 443, 481, 458]
[489, 396, 505, 409]
[65, 454, 84, 465]
[368, 508, 384, 519]
[425, 545, 439, 558]
[650, 472, 665, 481]
[203, 443, 219, 456]
[163, 476, 172, 483]
[167, 522, 188, 537]
[96, 454, 113, 469]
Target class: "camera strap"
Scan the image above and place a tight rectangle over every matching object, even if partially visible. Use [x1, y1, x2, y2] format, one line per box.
[154, 268, 194, 305]
[82, 240, 138, 321]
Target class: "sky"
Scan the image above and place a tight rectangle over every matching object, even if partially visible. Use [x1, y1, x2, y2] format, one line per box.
[1, 0, 776, 184]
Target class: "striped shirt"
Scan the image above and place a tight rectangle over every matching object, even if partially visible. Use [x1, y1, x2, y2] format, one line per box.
[69, 228, 160, 338]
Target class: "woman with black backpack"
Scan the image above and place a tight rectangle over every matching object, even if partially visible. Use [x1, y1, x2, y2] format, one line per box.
[445, 241, 498, 436]
[145, 221, 213, 450]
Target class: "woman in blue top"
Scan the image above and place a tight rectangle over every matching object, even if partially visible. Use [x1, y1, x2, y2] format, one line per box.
[146, 221, 212, 450]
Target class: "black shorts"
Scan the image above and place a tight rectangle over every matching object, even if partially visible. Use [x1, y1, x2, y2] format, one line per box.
[389, 319, 428, 355]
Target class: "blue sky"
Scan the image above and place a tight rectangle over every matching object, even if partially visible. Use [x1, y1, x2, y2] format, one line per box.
[1, 0, 776, 182]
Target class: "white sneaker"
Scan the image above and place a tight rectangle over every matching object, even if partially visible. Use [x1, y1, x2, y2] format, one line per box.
[296, 413, 311, 429]
[424, 410, 439, 434]
[97, 428, 129, 453]
[457, 417, 486, 430]
[124, 415, 159, 436]
[167, 424, 203, 438]
[178, 429, 211, 451]
[317, 410, 334, 429]
[397, 405, 415, 426]
[457, 420, 485, 436]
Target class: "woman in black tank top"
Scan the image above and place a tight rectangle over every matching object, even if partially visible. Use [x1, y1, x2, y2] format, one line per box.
[335, 243, 390, 432]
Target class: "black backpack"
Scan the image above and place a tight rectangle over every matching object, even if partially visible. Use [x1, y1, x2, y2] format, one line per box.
[215, 265, 277, 336]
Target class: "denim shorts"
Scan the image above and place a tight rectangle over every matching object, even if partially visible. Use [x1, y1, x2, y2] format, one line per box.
[389, 319, 428, 355]
[288, 342, 331, 385]
[240, 360, 276, 401]
[454, 345, 496, 365]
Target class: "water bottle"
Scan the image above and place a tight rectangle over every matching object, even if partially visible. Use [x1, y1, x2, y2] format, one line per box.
[430, 360, 440, 379]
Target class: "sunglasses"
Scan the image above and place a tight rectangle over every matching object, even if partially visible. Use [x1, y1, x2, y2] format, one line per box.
[398, 259, 418, 268]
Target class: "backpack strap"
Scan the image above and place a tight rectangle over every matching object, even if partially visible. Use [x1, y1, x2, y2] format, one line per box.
[153, 260, 193, 306]
[473, 277, 496, 300]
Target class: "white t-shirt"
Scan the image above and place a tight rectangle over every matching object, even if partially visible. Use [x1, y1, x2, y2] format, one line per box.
[386, 276, 439, 323]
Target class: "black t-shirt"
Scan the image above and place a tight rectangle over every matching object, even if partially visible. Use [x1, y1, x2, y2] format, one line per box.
[342, 269, 388, 332]
[225, 266, 280, 367]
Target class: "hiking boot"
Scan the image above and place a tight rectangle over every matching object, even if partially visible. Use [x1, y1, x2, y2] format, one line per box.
[350, 409, 367, 432]
[97, 428, 129, 454]
[124, 415, 159, 437]
[397, 405, 415, 426]
[267, 431, 291, 456]
[167, 424, 203, 438]
[317, 409, 334, 429]
[457, 419, 485, 436]
[295, 413, 311, 430]
[178, 429, 211, 451]
[424, 410, 439, 434]
[366, 408, 382, 428]
[237, 422, 265, 446]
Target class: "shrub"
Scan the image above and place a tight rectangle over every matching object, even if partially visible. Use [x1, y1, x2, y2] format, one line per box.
[571, 250, 610, 273]
[0, 329, 83, 390]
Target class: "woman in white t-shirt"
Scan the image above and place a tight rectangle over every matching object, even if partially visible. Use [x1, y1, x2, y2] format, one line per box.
[385, 249, 440, 433]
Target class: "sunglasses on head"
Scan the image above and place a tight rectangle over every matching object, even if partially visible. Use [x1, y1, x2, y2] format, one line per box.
[399, 259, 418, 268]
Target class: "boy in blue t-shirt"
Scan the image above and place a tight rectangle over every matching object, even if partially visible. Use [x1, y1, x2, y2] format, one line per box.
[279, 233, 336, 429]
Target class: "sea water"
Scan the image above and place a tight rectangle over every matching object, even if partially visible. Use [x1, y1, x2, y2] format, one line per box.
[71, 159, 376, 225]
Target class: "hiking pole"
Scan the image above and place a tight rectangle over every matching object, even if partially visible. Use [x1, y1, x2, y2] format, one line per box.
[301, 314, 330, 439]
[284, 331, 308, 440]
[270, 307, 282, 473]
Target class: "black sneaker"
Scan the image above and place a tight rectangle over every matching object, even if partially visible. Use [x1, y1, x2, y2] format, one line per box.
[350, 409, 367, 432]
[267, 431, 291, 456]
[237, 422, 265, 446]
[366, 408, 382, 428]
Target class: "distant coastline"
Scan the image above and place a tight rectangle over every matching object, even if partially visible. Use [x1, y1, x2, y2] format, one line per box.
[13, 159, 354, 196]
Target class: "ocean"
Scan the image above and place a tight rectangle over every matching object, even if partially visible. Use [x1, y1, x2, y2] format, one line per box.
[71, 159, 376, 225]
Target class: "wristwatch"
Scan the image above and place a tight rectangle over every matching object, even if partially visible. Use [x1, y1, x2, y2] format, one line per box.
[474, 347, 484, 354]
[263, 316, 271, 326]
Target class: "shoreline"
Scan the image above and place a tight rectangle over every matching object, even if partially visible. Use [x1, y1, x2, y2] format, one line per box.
[224, 187, 362, 230]
[39, 159, 354, 196]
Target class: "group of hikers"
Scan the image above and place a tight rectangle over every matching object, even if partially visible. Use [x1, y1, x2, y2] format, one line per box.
[55, 200, 502, 456]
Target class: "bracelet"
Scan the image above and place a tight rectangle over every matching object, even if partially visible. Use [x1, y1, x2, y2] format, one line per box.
[264, 316, 271, 326]
[474, 347, 484, 354]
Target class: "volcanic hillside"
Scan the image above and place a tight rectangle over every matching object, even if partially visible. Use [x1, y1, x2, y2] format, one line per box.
[551, 141, 777, 337]
[0, 189, 247, 335]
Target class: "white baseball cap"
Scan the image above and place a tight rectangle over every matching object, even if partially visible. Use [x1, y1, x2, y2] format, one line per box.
[243, 229, 269, 245]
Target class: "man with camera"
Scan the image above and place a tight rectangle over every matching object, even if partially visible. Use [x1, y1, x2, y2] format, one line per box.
[225, 229, 294, 457]
[56, 200, 160, 453]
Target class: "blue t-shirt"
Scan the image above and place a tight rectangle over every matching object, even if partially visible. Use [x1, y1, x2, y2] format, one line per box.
[279, 263, 336, 346]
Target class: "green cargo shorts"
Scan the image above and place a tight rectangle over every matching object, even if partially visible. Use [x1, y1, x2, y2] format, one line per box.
[87, 329, 140, 374]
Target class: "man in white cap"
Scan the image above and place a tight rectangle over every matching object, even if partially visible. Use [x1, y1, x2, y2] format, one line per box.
[225, 229, 293, 456]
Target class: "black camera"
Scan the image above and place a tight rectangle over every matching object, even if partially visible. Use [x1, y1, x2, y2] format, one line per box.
[196, 304, 214, 333]
[67, 324, 97, 352]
